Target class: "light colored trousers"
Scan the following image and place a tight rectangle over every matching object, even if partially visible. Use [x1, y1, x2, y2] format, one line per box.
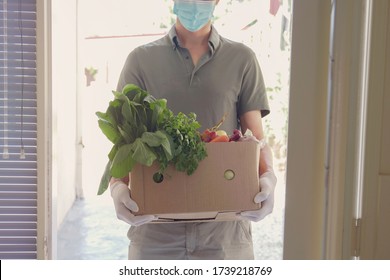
[127, 220, 254, 260]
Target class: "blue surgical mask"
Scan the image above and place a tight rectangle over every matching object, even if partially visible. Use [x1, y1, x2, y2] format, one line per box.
[173, 0, 216, 32]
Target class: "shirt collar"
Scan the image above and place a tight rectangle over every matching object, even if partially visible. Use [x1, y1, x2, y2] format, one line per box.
[168, 25, 220, 52]
[208, 26, 220, 52]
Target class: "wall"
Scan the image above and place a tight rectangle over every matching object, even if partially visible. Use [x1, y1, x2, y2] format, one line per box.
[51, 0, 78, 228]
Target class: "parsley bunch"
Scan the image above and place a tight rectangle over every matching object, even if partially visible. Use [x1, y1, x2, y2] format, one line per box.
[162, 111, 207, 176]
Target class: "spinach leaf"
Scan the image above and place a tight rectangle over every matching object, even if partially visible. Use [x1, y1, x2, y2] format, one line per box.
[131, 138, 157, 166]
[110, 144, 136, 178]
[97, 160, 112, 195]
[97, 118, 121, 144]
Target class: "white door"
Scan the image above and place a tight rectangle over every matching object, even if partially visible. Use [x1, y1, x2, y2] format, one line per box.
[358, 0, 390, 260]
[283, 0, 390, 260]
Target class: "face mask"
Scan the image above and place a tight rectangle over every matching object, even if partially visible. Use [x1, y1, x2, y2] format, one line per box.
[173, 0, 216, 32]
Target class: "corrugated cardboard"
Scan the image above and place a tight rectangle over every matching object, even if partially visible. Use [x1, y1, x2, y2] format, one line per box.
[131, 141, 260, 222]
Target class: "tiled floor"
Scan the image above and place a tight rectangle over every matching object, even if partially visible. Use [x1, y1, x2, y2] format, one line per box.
[57, 171, 285, 260]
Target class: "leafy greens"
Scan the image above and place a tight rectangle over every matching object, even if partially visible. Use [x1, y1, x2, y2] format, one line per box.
[96, 84, 207, 195]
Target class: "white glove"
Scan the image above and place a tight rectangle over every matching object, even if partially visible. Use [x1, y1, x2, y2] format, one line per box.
[240, 171, 277, 222]
[110, 181, 157, 226]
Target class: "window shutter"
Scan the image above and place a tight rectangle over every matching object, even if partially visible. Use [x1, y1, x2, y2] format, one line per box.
[0, 0, 37, 259]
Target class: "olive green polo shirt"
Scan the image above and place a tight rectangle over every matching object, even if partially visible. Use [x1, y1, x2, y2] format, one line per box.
[117, 25, 270, 133]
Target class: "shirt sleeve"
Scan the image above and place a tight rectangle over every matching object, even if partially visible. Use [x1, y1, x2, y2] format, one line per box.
[237, 50, 270, 118]
[116, 48, 146, 92]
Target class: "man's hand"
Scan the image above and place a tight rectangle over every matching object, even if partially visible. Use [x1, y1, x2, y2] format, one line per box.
[110, 181, 157, 226]
[240, 171, 277, 222]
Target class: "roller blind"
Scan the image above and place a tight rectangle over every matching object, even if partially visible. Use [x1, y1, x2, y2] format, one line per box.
[0, 0, 37, 259]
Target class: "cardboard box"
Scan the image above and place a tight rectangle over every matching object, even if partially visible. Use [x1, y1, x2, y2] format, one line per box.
[131, 141, 260, 222]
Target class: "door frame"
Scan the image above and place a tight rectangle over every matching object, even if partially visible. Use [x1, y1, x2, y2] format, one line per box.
[36, 0, 54, 260]
[323, 0, 374, 259]
[37, 0, 387, 259]
[284, 0, 389, 259]
[359, 0, 389, 259]
[283, 0, 331, 259]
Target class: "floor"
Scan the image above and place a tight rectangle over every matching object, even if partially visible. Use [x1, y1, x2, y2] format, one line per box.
[57, 195, 130, 260]
[57, 171, 285, 260]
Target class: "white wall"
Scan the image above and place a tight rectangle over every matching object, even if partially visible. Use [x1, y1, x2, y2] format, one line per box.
[51, 0, 78, 228]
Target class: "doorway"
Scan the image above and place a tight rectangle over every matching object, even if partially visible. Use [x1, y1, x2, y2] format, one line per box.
[57, 0, 291, 260]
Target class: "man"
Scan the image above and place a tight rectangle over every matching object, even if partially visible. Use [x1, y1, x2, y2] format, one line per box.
[110, 0, 277, 259]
